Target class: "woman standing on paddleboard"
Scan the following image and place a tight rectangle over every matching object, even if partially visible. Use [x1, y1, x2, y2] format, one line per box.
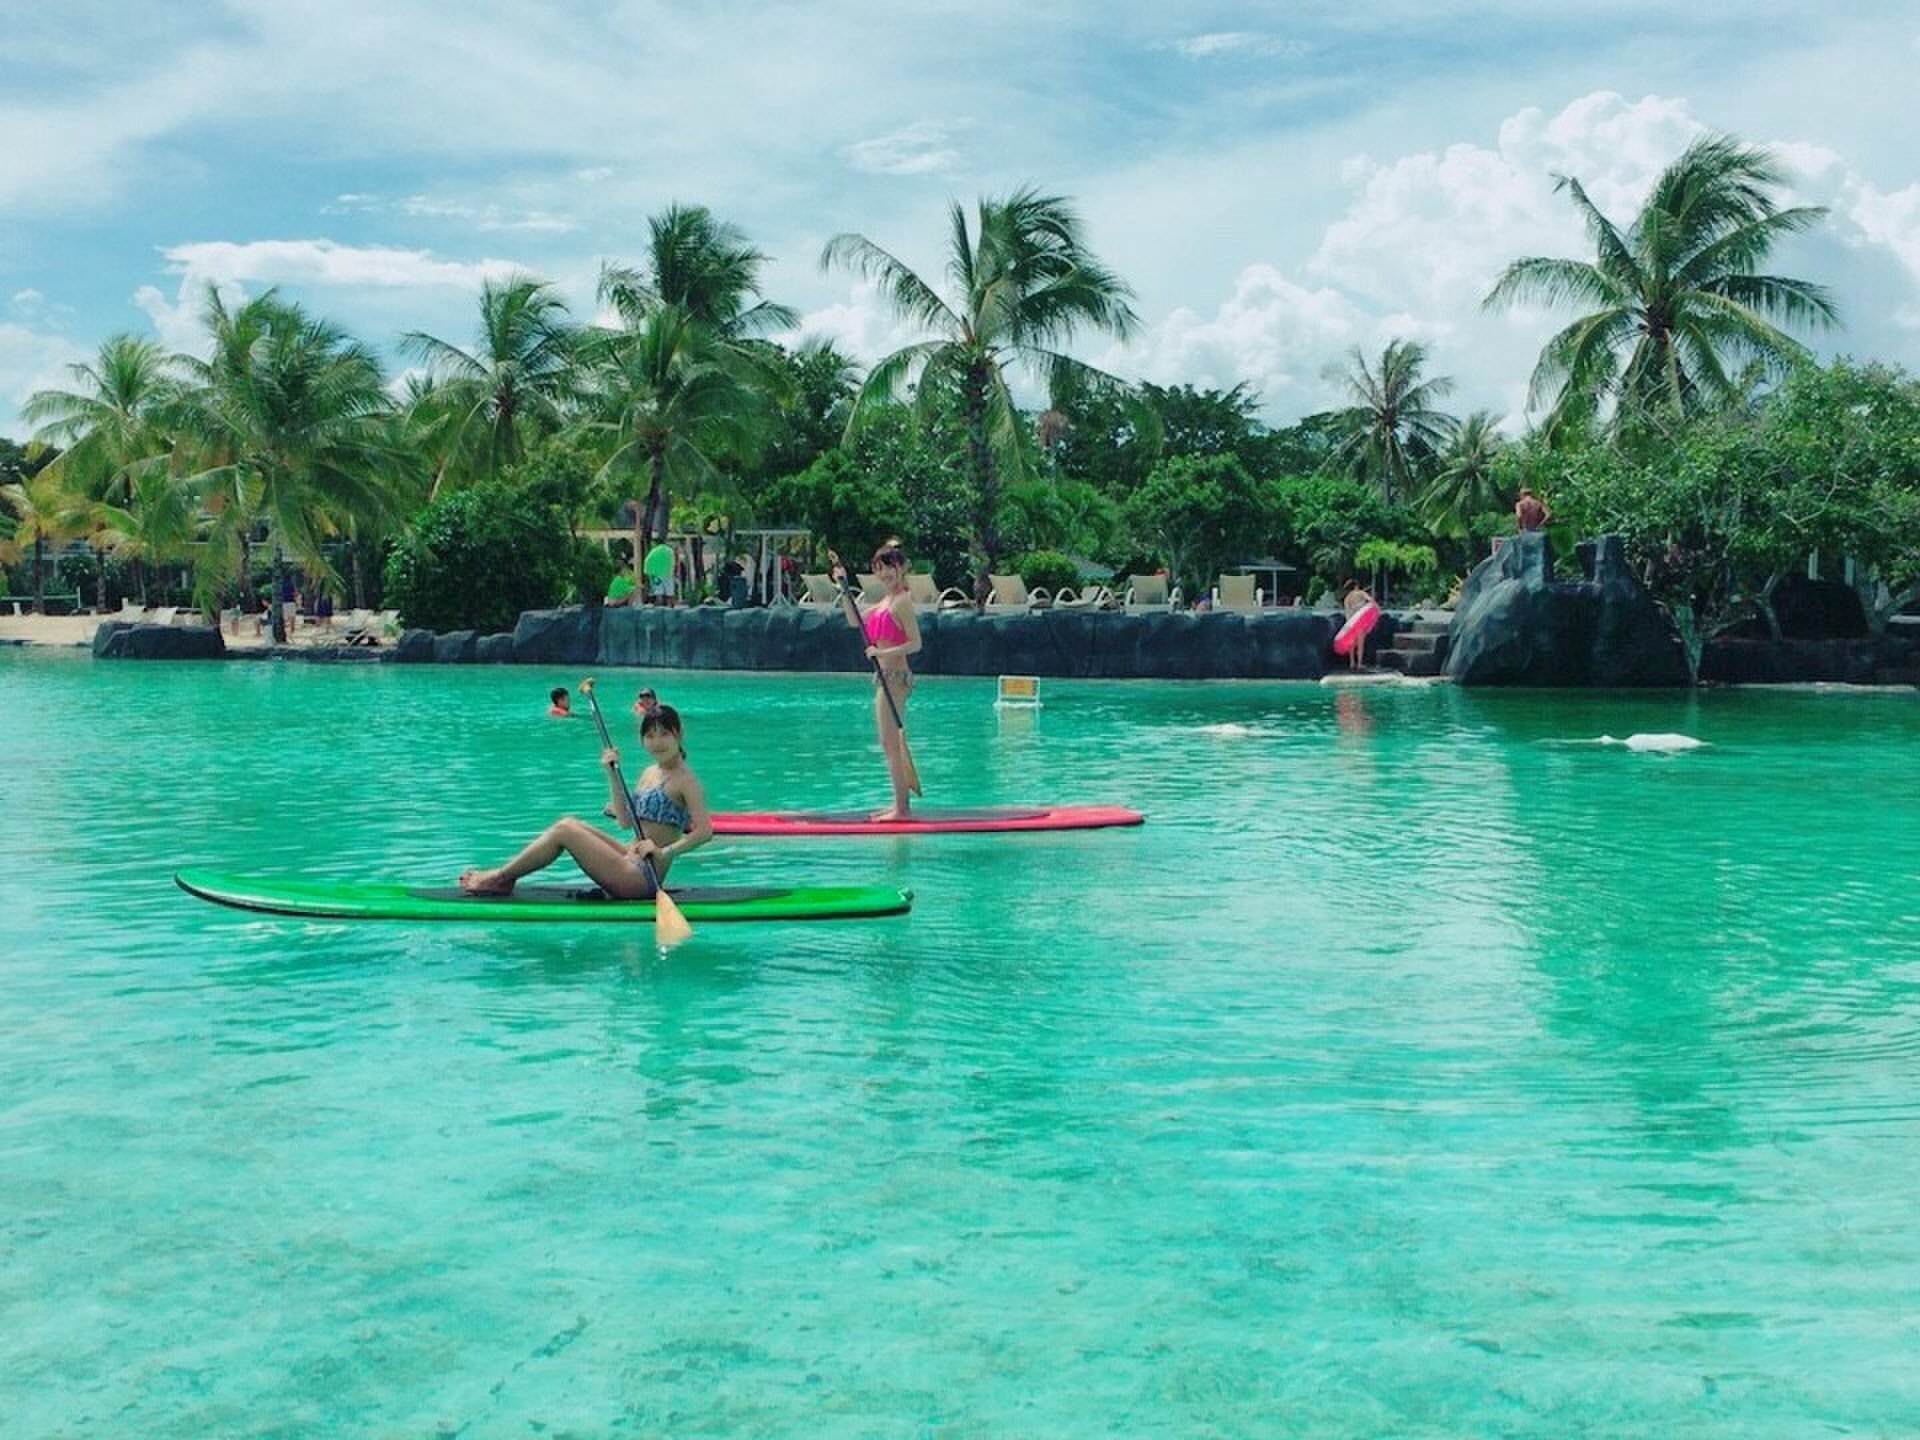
[830, 539, 922, 821]
[459, 705, 712, 897]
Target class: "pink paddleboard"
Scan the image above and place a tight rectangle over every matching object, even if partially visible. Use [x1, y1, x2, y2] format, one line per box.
[712, 804, 1144, 836]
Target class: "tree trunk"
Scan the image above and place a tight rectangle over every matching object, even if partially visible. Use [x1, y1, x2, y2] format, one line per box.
[643, 449, 667, 549]
[962, 362, 998, 596]
[271, 543, 288, 644]
[31, 535, 46, 614]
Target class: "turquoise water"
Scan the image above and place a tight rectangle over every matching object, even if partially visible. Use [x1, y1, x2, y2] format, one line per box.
[3, 649, 1918, 1437]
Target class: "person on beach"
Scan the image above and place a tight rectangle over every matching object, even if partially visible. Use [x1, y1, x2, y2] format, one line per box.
[829, 538, 922, 821]
[547, 687, 572, 718]
[460, 704, 711, 898]
[1515, 487, 1551, 532]
[1340, 579, 1377, 671]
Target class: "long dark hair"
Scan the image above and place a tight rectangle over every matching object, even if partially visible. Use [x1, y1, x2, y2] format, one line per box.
[872, 538, 908, 570]
[641, 703, 686, 755]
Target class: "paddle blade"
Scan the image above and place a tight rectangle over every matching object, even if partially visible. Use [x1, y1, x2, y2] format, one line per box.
[901, 736, 923, 797]
[654, 887, 694, 948]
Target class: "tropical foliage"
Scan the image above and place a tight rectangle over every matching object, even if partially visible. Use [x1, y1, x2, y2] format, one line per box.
[8, 146, 1918, 684]
[822, 188, 1138, 582]
[1323, 339, 1456, 503]
[1485, 134, 1838, 432]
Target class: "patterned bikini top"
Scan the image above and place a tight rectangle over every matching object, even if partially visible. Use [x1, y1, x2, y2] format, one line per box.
[630, 779, 689, 830]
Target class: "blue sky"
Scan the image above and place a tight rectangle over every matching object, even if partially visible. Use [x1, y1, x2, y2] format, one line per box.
[3, 1, 1917, 435]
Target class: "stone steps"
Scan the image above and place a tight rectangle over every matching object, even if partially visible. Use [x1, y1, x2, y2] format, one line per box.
[1375, 617, 1452, 676]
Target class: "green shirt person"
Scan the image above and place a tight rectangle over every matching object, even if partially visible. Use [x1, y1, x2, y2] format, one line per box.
[606, 571, 638, 607]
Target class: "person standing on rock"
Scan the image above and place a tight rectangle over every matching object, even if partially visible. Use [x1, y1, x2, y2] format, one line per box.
[1515, 488, 1551, 533]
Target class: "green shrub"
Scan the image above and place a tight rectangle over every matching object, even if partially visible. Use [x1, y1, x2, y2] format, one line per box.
[383, 482, 574, 632]
[760, 450, 912, 568]
[567, 539, 616, 605]
[1012, 549, 1081, 596]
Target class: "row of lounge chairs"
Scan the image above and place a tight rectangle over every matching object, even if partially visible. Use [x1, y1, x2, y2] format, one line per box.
[793, 572, 1278, 614]
[113, 600, 401, 641]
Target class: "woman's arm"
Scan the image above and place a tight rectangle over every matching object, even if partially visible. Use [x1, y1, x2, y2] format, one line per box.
[662, 771, 714, 860]
[606, 750, 637, 830]
[827, 549, 863, 632]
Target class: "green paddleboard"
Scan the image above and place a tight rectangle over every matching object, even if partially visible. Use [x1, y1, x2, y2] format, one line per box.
[175, 869, 911, 923]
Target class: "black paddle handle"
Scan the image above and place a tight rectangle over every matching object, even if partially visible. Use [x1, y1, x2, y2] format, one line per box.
[582, 686, 665, 893]
[831, 560, 907, 730]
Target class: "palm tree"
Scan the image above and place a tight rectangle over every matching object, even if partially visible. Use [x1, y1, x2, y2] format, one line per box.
[0, 465, 84, 613]
[593, 206, 796, 552]
[173, 289, 409, 639]
[22, 334, 181, 605]
[822, 188, 1139, 581]
[1484, 134, 1838, 430]
[400, 275, 577, 494]
[1419, 411, 1507, 537]
[578, 304, 769, 559]
[1324, 339, 1456, 502]
[88, 467, 201, 606]
[598, 203, 798, 341]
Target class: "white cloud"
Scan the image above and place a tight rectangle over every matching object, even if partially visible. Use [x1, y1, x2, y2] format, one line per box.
[128, 239, 526, 359]
[1173, 32, 1310, 60]
[1843, 180, 1920, 283]
[1102, 264, 1369, 412]
[789, 279, 935, 366]
[0, 324, 89, 433]
[157, 239, 520, 292]
[573, 167, 615, 183]
[842, 123, 967, 177]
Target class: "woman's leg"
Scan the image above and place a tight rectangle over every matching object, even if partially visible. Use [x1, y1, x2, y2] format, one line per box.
[461, 817, 654, 897]
[872, 675, 913, 820]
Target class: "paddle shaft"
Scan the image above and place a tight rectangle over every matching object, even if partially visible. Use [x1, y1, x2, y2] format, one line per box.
[580, 686, 666, 894]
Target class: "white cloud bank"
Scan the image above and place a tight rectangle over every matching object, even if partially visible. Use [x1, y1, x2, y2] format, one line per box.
[130, 239, 524, 356]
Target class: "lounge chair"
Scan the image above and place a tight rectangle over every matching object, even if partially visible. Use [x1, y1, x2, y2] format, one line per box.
[856, 572, 889, 605]
[1213, 574, 1262, 614]
[1122, 575, 1180, 614]
[906, 572, 972, 612]
[799, 573, 842, 609]
[146, 606, 178, 627]
[1055, 584, 1118, 610]
[987, 573, 1067, 611]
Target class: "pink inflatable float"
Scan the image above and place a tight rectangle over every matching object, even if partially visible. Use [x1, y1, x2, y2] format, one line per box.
[1331, 601, 1381, 657]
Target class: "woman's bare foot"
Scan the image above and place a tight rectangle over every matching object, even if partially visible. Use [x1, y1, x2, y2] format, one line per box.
[870, 807, 911, 823]
[459, 868, 515, 896]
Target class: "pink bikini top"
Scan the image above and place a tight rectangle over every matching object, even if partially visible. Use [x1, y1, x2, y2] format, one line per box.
[863, 601, 909, 648]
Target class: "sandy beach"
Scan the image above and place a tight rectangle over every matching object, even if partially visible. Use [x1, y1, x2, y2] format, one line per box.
[0, 611, 363, 651]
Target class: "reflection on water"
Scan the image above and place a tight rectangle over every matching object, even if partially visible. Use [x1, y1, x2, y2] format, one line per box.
[3, 652, 1919, 1437]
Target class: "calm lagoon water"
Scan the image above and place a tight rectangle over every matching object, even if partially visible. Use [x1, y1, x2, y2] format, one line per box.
[3, 648, 1918, 1436]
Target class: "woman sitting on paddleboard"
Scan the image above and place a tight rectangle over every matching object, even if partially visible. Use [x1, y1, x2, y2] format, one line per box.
[829, 538, 922, 821]
[459, 704, 712, 897]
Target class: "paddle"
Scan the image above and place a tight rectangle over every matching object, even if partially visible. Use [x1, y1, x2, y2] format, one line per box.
[578, 676, 693, 948]
[828, 549, 922, 797]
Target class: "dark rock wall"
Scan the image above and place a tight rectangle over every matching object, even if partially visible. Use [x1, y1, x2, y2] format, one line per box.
[92, 621, 226, 660]
[1445, 532, 1690, 687]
